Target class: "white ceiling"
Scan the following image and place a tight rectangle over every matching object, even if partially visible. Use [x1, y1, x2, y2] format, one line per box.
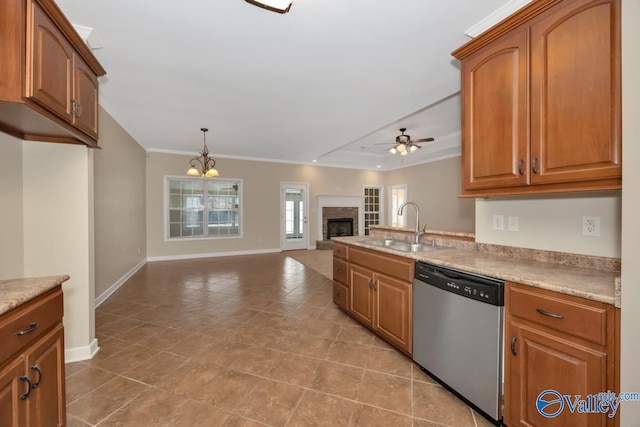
[56, 0, 517, 171]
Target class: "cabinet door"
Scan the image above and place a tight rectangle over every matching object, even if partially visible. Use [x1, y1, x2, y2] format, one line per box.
[461, 28, 528, 191]
[28, 0, 74, 123]
[373, 274, 412, 355]
[25, 325, 65, 427]
[0, 357, 27, 427]
[349, 264, 374, 327]
[73, 55, 99, 139]
[505, 322, 610, 427]
[530, 0, 621, 185]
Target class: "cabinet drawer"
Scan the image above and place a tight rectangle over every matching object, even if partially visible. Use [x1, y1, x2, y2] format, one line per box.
[333, 243, 349, 260]
[333, 258, 348, 284]
[0, 288, 63, 363]
[509, 284, 609, 345]
[333, 281, 348, 311]
[349, 248, 414, 282]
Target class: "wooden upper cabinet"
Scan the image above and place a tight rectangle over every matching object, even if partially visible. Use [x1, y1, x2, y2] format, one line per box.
[29, 3, 74, 124]
[73, 56, 100, 139]
[0, 0, 106, 147]
[530, 0, 621, 185]
[453, 0, 621, 197]
[462, 29, 528, 190]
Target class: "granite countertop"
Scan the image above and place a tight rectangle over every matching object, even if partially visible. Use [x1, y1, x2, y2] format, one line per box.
[333, 236, 620, 307]
[0, 275, 70, 316]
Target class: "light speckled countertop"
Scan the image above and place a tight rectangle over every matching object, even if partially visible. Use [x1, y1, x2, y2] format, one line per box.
[333, 236, 620, 307]
[0, 275, 70, 316]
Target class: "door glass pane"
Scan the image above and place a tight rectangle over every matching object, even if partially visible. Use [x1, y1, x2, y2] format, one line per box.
[285, 189, 304, 241]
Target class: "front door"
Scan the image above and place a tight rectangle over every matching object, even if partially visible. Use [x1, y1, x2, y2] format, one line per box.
[280, 182, 309, 250]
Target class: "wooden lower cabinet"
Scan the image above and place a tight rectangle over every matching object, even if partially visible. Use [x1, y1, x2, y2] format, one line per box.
[0, 287, 65, 427]
[504, 282, 618, 427]
[344, 247, 413, 356]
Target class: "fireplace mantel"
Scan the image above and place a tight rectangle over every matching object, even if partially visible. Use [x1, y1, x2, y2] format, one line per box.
[316, 195, 364, 242]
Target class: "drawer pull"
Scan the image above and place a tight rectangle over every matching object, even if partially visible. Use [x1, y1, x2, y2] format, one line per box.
[17, 322, 39, 336]
[30, 365, 43, 389]
[511, 336, 518, 356]
[19, 375, 33, 400]
[536, 308, 564, 319]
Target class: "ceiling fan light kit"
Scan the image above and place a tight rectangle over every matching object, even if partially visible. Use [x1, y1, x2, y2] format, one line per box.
[245, 0, 293, 14]
[187, 128, 220, 177]
[384, 128, 433, 156]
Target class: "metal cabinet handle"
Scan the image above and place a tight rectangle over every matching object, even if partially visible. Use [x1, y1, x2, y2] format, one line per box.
[17, 322, 38, 336]
[511, 336, 518, 356]
[373, 279, 378, 291]
[368, 279, 373, 290]
[536, 308, 564, 319]
[76, 102, 83, 118]
[30, 365, 43, 389]
[19, 376, 33, 400]
[532, 157, 539, 174]
[70, 99, 77, 115]
[518, 159, 525, 175]
[336, 268, 342, 274]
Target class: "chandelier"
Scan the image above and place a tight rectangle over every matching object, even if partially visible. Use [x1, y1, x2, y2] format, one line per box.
[187, 128, 219, 177]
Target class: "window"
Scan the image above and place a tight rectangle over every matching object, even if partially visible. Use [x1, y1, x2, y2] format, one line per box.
[363, 186, 382, 235]
[390, 184, 407, 228]
[167, 177, 242, 239]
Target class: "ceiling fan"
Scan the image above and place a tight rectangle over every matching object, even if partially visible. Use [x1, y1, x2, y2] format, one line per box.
[378, 128, 435, 156]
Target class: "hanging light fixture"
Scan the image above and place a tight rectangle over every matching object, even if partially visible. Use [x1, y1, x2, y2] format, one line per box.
[187, 128, 219, 178]
[245, 0, 293, 14]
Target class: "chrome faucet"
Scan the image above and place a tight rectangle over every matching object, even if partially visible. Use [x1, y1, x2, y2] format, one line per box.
[398, 201, 425, 243]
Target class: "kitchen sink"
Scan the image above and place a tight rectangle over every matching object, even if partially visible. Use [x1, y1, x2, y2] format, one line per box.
[363, 240, 445, 253]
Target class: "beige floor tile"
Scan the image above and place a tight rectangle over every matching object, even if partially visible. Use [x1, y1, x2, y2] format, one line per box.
[155, 359, 224, 398]
[356, 370, 412, 415]
[97, 388, 187, 426]
[287, 389, 355, 427]
[413, 381, 476, 426]
[65, 366, 117, 403]
[163, 399, 231, 427]
[65, 253, 483, 426]
[66, 376, 149, 424]
[308, 361, 364, 400]
[198, 369, 261, 411]
[326, 341, 370, 368]
[336, 324, 376, 346]
[267, 353, 322, 387]
[350, 403, 413, 427]
[289, 333, 334, 358]
[122, 351, 189, 385]
[93, 344, 160, 374]
[365, 346, 413, 378]
[233, 378, 304, 426]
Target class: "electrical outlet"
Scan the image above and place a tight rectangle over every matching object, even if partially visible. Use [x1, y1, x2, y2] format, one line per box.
[508, 216, 519, 231]
[582, 216, 601, 237]
[493, 215, 505, 231]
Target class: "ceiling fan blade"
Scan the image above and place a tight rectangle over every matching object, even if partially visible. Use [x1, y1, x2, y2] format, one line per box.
[412, 137, 435, 143]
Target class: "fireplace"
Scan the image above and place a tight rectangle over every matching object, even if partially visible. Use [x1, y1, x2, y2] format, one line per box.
[326, 218, 354, 240]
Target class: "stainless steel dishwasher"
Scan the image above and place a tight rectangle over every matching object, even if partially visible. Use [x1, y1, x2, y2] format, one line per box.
[413, 261, 504, 426]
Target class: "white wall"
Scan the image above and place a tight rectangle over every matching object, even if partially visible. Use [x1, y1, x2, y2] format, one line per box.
[0, 132, 24, 279]
[620, 0, 640, 424]
[475, 192, 621, 258]
[22, 142, 96, 360]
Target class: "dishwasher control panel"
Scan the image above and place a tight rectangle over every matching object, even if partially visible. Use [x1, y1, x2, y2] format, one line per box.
[415, 262, 504, 306]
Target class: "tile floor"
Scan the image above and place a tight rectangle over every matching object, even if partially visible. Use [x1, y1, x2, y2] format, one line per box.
[65, 252, 495, 427]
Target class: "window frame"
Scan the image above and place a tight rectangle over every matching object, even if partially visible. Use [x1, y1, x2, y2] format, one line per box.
[164, 175, 243, 241]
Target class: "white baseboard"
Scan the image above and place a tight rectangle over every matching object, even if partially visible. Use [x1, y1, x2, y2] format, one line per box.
[65, 338, 99, 363]
[95, 259, 147, 307]
[146, 248, 281, 262]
